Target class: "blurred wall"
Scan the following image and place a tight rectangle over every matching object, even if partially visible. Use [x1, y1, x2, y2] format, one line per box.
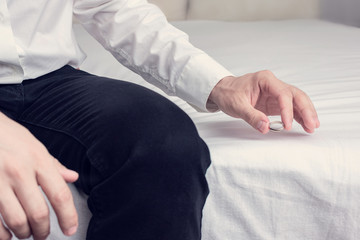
[320, 0, 360, 27]
[187, 0, 319, 21]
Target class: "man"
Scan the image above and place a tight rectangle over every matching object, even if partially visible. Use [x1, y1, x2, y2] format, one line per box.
[0, 0, 320, 239]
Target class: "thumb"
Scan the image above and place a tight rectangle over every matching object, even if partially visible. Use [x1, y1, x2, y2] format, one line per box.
[53, 159, 79, 183]
[241, 105, 270, 134]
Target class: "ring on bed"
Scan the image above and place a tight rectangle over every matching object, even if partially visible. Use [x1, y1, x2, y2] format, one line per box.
[269, 121, 284, 132]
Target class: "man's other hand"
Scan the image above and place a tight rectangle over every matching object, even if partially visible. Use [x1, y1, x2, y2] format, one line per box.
[0, 112, 79, 240]
[208, 70, 320, 134]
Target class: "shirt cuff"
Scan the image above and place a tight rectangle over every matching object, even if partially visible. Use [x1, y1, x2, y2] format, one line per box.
[175, 53, 233, 112]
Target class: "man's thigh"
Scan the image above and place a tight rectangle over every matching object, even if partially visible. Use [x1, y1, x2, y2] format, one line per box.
[18, 66, 203, 192]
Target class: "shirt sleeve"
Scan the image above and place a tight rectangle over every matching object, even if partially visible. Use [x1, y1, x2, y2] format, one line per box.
[73, 0, 233, 112]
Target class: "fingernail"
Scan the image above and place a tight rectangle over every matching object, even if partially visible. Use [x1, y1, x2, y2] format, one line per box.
[65, 226, 78, 236]
[256, 120, 268, 132]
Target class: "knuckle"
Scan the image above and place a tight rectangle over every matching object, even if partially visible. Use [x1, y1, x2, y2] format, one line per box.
[281, 87, 293, 97]
[29, 207, 49, 225]
[3, 165, 29, 188]
[52, 186, 72, 205]
[262, 69, 273, 75]
[7, 216, 28, 236]
[256, 69, 274, 79]
[3, 164, 23, 180]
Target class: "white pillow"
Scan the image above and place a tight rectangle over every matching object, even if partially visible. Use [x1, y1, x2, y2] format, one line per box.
[148, 0, 188, 21]
[187, 0, 320, 21]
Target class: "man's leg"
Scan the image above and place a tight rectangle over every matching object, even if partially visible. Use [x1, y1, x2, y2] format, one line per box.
[18, 66, 211, 240]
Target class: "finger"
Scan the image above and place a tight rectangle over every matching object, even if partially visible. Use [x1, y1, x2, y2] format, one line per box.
[240, 104, 270, 134]
[14, 176, 50, 240]
[277, 93, 294, 130]
[0, 218, 12, 240]
[260, 75, 294, 130]
[53, 159, 79, 183]
[294, 111, 305, 130]
[0, 187, 31, 239]
[37, 164, 78, 236]
[293, 91, 320, 133]
[294, 108, 317, 133]
[293, 111, 312, 133]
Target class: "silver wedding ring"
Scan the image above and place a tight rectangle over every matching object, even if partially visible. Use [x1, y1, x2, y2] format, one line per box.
[269, 121, 284, 132]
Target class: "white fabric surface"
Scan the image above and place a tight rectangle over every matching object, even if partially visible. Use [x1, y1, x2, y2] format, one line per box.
[186, 20, 360, 240]
[16, 19, 360, 239]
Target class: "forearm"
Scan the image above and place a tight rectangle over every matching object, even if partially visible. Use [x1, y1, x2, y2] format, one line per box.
[73, 0, 232, 111]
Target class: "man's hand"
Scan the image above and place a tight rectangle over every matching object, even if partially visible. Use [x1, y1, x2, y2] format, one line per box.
[0, 112, 79, 240]
[208, 70, 320, 134]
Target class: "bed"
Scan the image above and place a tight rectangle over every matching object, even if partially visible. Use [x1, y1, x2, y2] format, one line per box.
[18, 1, 360, 240]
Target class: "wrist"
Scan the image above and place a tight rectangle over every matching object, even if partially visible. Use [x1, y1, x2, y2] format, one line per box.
[207, 75, 235, 111]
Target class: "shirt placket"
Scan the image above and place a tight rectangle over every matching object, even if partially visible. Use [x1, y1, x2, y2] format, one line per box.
[0, 0, 24, 84]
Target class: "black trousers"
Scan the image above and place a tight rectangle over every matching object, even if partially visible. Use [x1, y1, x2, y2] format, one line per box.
[0, 66, 211, 240]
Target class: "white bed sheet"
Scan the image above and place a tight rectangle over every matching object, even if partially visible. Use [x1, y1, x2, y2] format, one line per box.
[17, 19, 360, 240]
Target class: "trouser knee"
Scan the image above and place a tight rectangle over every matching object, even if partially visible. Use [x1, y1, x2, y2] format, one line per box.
[86, 95, 211, 239]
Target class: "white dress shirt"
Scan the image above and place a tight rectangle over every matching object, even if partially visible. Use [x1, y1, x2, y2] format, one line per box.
[0, 0, 232, 111]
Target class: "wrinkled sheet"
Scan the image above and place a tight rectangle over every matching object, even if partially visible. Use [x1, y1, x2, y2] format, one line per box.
[18, 19, 360, 240]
